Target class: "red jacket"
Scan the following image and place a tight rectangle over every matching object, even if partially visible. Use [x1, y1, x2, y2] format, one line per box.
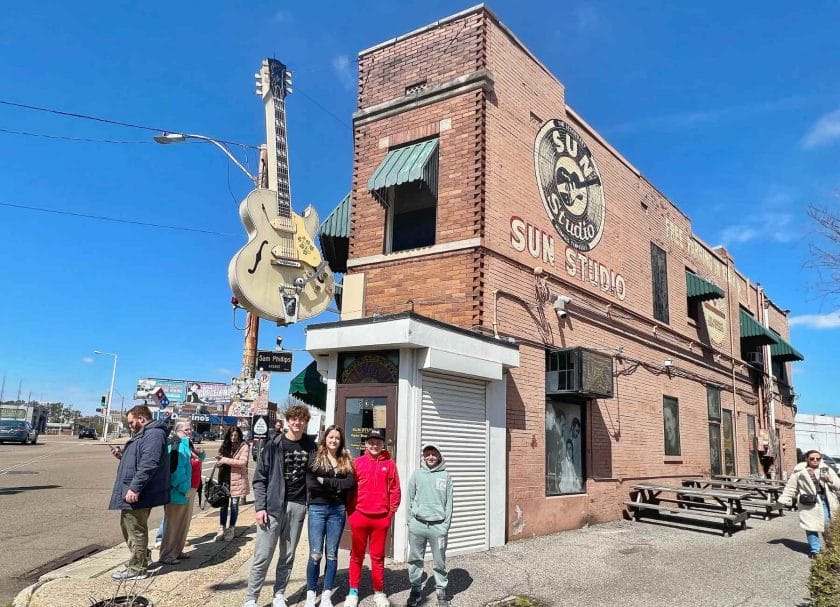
[350, 450, 401, 517]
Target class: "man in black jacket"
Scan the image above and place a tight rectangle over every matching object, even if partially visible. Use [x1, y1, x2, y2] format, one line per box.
[243, 405, 315, 607]
[108, 405, 170, 581]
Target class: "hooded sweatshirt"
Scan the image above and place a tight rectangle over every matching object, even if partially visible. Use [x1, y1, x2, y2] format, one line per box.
[351, 449, 400, 517]
[407, 443, 454, 533]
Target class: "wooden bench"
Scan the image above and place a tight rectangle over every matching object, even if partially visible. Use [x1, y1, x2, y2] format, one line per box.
[682, 478, 785, 520]
[627, 482, 750, 536]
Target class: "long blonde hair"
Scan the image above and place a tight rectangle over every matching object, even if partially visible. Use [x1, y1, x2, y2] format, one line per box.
[310, 425, 354, 475]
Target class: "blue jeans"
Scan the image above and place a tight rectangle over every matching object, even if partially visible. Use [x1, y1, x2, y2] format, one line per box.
[306, 503, 346, 591]
[806, 498, 831, 555]
[220, 496, 240, 528]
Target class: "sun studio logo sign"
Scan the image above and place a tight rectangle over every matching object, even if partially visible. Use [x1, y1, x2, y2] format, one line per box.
[534, 120, 605, 251]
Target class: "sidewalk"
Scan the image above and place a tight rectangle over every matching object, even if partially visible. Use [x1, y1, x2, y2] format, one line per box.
[14, 504, 812, 607]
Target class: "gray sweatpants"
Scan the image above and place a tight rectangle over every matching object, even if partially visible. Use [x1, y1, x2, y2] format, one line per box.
[407, 519, 448, 591]
[246, 501, 307, 601]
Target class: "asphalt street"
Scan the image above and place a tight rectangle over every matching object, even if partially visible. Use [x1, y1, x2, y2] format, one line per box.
[0, 435, 219, 604]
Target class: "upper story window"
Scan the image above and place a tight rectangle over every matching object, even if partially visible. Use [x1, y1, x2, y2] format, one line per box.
[366, 138, 439, 254]
[651, 243, 670, 324]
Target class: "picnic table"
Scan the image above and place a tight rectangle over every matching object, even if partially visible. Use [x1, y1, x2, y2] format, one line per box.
[713, 474, 786, 487]
[683, 478, 785, 520]
[626, 482, 750, 537]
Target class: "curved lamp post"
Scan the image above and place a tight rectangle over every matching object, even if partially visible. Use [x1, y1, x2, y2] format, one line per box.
[94, 350, 117, 441]
[153, 132, 258, 185]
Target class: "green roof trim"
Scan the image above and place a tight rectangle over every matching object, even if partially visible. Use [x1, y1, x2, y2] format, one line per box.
[685, 270, 725, 301]
[288, 361, 326, 410]
[739, 308, 780, 346]
[319, 192, 351, 239]
[367, 139, 439, 195]
[770, 332, 805, 362]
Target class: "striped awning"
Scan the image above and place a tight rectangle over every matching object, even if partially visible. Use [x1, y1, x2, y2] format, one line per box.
[367, 139, 439, 196]
[770, 333, 805, 362]
[686, 271, 724, 301]
[739, 308, 780, 346]
[288, 361, 326, 410]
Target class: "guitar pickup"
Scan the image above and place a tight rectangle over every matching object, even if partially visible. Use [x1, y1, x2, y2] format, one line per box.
[271, 259, 302, 268]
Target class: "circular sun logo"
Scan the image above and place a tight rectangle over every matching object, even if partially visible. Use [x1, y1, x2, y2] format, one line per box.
[534, 120, 605, 251]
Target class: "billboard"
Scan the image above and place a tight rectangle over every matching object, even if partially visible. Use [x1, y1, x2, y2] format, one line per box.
[135, 378, 231, 406]
[135, 379, 186, 401]
[185, 382, 232, 407]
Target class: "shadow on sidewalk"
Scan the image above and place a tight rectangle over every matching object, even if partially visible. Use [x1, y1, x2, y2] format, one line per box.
[767, 537, 811, 556]
[156, 528, 255, 574]
[284, 566, 474, 605]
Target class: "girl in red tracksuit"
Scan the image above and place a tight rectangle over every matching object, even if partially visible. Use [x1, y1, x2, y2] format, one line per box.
[345, 429, 401, 607]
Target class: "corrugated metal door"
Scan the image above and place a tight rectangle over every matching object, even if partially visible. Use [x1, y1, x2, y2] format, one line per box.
[420, 372, 488, 555]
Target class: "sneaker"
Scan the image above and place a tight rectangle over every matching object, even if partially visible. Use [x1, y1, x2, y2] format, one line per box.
[224, 526, 235, 540]
[158, 558, 180, 565]
[176, 553, 190, 560]
[407, 587, 423, 607]
[215, 526, 226, 542]
[373, 592, 391, 607]
[321, 589, 334, 607]
[303, 590, 317, 607]
[272, 593, 288, 607]
[242, 600, 257, 607]
[436, 592, 450, 607]
[343, 594, 359, 607]
[111, 568, 148, 581]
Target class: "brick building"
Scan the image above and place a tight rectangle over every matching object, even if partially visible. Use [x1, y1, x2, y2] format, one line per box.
[308, 5, 804, 559]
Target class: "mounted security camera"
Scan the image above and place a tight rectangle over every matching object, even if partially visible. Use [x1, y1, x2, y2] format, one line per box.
[276, 335, 283, 350]
[553, 294, 571, 318]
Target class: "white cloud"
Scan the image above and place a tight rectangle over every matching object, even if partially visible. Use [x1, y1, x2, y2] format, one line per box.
[789, 310, 840, 329]
[801, 109, 840, 149]
[332, 54, 355, 90]
[719, 211, 798, 246]
[216, 368, 232, 377]
[81, 356, 94, 364]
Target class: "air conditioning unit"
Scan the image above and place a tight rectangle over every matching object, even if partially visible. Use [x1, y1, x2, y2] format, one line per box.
[747, 351, 764, 365]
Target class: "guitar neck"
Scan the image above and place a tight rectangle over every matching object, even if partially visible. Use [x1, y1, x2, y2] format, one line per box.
[264, 89, 292, 220]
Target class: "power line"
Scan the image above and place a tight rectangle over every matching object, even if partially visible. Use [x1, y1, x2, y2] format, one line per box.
[0, 127, 152, 145]
[0, 200, 239, 237]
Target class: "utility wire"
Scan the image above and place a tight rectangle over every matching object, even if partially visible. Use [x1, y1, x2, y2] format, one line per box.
[0, 201, 238, 237]
[0, 127, 152, 145]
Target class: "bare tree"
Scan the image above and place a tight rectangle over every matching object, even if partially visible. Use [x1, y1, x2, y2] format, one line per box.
[806, 205, 840, 300]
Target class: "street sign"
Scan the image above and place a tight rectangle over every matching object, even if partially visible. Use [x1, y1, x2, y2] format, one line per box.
[251, 414, 270, 440]
[256, 350, 293, 373]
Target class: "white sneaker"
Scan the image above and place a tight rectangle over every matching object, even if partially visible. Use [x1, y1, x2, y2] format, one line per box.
[303, 590, 317, 607]
[343, 595, 359, 607]
[242, 600, 256, 607]
[321, 589, 334, 607]
[224, 527, 235, 540]
[373, 592, 391, 607]
[272, 593, 288, 607]
[214, 526, 225, 542]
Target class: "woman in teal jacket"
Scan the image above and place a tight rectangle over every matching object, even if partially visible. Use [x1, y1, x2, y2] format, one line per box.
[406, 443, 454, 607]
[159, 420, 194, 564]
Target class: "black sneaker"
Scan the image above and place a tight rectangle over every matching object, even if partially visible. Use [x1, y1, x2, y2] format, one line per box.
[407, 588, 423, 607]
[111, 569, 149, 581]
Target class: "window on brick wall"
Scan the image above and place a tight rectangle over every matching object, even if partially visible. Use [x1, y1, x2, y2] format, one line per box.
[545, 399, 585, 495]
[747, 414, 759, 475]
[663, 396, 681, 456]
[651, 243, 670, 324]
[722, 409, 735, 476]
[707, 386, 722, 476]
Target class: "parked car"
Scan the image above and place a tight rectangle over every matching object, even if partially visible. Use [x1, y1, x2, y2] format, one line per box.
[202, 430, 218, 441]
[190, 431, 203, 444]
[822, 453, 840, 475]
[78, 427, 98, 440]
[0, 419, 38, 445]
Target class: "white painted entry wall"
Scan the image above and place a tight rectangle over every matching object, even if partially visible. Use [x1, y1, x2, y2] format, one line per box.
[420, 372, 488, 555]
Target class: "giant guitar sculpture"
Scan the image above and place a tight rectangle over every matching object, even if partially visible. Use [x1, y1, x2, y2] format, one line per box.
[228, 59, 334, 324]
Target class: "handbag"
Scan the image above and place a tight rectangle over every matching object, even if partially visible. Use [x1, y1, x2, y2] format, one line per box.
[204, 464, 230, 509]
[799, 494, 818, 506]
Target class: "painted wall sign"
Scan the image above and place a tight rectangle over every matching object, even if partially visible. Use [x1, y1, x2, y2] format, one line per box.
[510, 216, 627, 301]
[534, 120, 605, 252]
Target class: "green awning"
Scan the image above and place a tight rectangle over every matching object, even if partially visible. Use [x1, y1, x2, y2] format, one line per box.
[288, 361, 326, 410]
[686, 270, 724, 301]
[367, 139, 439, 196]
[770, 333, 805, 362]
[319, 192, 350, 273]
[739, 308, 780, 346]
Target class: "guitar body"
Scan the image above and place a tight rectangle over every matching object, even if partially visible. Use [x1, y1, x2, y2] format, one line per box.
[228, 188, 334, 324]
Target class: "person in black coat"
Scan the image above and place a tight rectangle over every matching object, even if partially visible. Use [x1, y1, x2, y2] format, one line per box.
[108, 405, 170, 581]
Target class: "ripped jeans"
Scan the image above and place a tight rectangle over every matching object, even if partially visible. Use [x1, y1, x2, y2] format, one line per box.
[306, 503, 347, 591]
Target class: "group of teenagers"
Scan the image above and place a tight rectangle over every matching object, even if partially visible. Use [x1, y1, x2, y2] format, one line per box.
[242, 404, 453, 607]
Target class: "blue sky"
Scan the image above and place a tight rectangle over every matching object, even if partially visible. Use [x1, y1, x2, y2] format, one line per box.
[0, 1, 838, 415]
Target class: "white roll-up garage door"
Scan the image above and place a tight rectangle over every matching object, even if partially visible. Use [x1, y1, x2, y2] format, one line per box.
[420, 372, 488, 555]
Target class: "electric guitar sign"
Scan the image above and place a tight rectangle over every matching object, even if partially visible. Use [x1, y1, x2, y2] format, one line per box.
[228, 59, 334, 324]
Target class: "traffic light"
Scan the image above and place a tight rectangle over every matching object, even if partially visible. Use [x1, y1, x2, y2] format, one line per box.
[101, 395, 107, 407]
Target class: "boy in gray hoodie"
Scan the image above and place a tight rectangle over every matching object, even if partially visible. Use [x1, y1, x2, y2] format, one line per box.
[406, 443, 454, 607]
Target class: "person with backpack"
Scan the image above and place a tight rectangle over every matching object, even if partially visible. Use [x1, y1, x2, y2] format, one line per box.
[780, 449, 840, 557]
[158, 420, 194, 565]
[345, 429, 401, 607]
[303, 425, 356, 607]
[243, 405, 315, 607]
[216, 425, 251, 541]
[406, 444, 453, 607]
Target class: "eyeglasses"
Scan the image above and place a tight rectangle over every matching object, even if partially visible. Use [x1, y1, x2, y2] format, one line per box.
[808, 457, 822, 461]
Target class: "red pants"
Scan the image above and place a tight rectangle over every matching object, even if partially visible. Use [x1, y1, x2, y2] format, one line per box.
[348, 510, 391, 592]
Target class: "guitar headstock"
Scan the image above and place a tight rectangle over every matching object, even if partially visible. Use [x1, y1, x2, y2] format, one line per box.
[255, 58, 292, 101]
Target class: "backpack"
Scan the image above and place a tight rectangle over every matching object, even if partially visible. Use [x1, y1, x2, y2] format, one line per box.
[169, 436, 182, 473]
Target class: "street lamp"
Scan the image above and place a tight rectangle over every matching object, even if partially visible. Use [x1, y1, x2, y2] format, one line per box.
[94, 350, 118, 442]
[153, 132, 258, 185]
